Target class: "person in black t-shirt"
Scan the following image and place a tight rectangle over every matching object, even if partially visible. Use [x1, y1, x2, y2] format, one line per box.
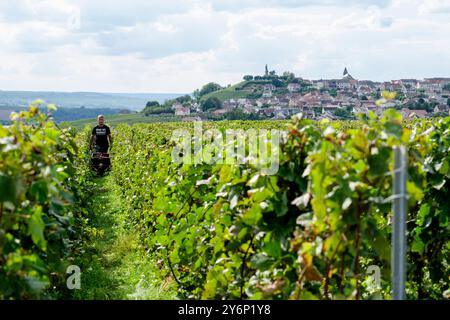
[90, 114, 112, 153]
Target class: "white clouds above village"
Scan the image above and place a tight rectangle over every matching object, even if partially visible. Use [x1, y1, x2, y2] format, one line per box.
[0, 0, 450, 92]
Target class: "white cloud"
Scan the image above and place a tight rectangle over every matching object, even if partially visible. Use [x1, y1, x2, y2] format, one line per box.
[418, 0, 450, 14]
[0, 0, 450, 93]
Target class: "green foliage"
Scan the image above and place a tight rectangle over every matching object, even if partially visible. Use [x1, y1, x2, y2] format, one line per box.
[0, 102, 83, 299]
[199, 83, 223, 97]
[175, 95, 192, 104]
[201, 82, 252, 102]
[142, 100, 175, 116]
[271, 79, 285, 88]
[143, 106, 174, 116]
[223, 109, 264, 120]
[281, 72, 295, 82]
[145, 101, 160, 108]
[333, 108, 355, 120]
[274, 88, 289, 95]
[247, 92, 263, 99]
[108, 113, 450, 300]
[202, 97, 222, 111]
[4, 103, 447, 300]
[405, 99, 436, 112]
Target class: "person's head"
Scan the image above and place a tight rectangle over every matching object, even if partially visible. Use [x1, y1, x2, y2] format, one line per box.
[97, 114, 104, 126]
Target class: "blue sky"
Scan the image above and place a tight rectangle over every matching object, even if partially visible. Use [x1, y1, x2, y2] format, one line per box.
[0, 0, 450, 93]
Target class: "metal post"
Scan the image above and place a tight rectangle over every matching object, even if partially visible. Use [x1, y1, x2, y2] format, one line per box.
[392, 145, 407, 300]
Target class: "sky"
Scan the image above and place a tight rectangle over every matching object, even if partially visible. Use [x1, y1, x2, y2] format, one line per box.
[0, 0, 450, 93]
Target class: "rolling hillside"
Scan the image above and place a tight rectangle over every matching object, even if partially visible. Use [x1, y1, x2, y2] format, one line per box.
[0, 91, 186, 111]
[201, 82, 253, 101]
[65, 113, 182, 129]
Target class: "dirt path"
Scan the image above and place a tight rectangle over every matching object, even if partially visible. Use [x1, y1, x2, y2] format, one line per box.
[71, 175, 177, 299]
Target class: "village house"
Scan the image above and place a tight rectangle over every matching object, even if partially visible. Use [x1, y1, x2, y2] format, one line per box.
[401, 108, 428, 118]
[288, 97, 304, 108]
[400, 79, 419, 93]
[433, 105, 449, 113]
[271, 111, 287, 120]
[262, 90, 273, 98]
[259, 107, 276, 116]
[212, 109, 228, 116]
[424, 78, 450, 89]
[180, 69, 450, 120]
[174, 105, 190, 116]
[237, 98, 249, 106]
[191, 102, 202, 113]
[287, 83, 301, 92]
[278, 98, 290, 107]
[263, 84, 276, 91]
[172, 102, 183, 110]
[357, 80, 375, 87]
[313, 80, 327, 89]
[419, 79, 442, 92]
[223, 100, 237, 110]
[381, 82, 393, 91]
[335, 79, 353, 90]
[359, 100, 378, 110]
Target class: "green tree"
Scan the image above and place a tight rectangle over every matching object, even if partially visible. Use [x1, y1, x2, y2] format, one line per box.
[329, 89, 337, 97]
[176, 95, 192, 104]
[224, 108, 263, 120]
[143, 101, 164, 115]
[271, 78, 284, 88]
[199, 82, 222, 96]
[202, 97, 222, 111]
[143, 106, 174, 116]
[145, 100, 160, 108]
[193, 89, 201, 100]
[247, 92, 262, 99]
[282, 71, 295, 82]
[243, 75, 254, 81]
[333, 107, 354, 119]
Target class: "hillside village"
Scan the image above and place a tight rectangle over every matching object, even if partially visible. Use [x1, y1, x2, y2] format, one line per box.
[145, 66, 450, 121]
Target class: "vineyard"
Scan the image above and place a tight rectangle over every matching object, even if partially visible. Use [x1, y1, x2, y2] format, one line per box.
[0, 103, 449, 300]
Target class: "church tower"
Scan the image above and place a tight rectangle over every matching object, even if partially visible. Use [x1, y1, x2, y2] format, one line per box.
[342, 67, 354, 80]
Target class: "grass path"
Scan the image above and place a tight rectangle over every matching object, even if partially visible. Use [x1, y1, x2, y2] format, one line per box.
[72, 174, 177, 299]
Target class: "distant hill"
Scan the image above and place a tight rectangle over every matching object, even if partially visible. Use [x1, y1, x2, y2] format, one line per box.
[0, 105, 131, 123]
[66, 113, 182, 129]
[202, 82, 253, 101]
[0, 91, 186, 111]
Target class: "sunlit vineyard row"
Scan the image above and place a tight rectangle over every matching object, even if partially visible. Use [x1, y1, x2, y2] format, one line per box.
[1, 105, 449, 299]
